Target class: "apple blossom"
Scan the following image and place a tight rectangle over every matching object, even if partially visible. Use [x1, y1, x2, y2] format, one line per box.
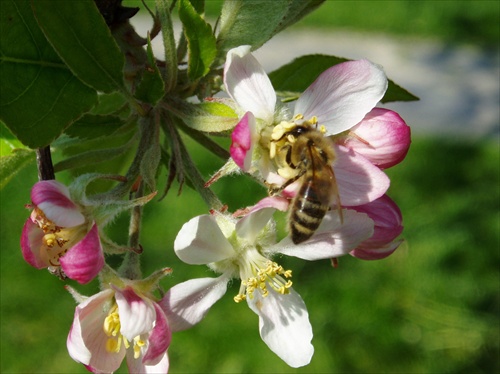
[66, 276, 171, 374]
[21, 180, 104, 284]
[222, 45, 412, 209]
[162, 201, 374, 367]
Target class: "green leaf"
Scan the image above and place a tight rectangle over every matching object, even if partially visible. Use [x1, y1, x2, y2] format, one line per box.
[156, 0, 177, 92]
[0, 147, 34, 190]
[31, 0, 126, 94]
[381, 80, 419, 103]
[273, 1, 325, 35]
[179, 0, 217, 81]
[269, 54, 419, 103]
[0, 0, 98, 148]
[168, 98, 238, 133]
[90, 92, 128, 115]
[218, 0, 287, 58]
[65, 114, 127, 140]
[216, 0, 324, 61]
[134, 35, 165, 105]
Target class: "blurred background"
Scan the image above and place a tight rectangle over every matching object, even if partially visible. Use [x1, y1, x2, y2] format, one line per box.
[1, 1, 498, 373]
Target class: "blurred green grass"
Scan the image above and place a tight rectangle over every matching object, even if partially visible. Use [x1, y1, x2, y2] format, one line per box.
[1, 135, 498, 373]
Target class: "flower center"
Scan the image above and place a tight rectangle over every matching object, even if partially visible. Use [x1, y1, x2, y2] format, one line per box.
[103, 304, 146, 359]
[31, 208, 71, 266]
[233, 248, 293, 303]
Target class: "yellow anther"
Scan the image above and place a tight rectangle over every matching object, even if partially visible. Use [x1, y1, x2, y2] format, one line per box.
[234, 294, 246, 303]
[294, 114, 304, 120]
[43, 233, 57, 248]
[319, 124, 327, 133]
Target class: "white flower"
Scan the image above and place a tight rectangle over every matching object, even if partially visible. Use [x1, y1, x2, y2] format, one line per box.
[161, 201, 373, 367]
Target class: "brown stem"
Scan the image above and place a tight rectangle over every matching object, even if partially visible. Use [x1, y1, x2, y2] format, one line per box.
[36, 146, 55, 181]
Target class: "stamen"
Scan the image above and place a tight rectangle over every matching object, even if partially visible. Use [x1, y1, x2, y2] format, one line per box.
[235, 260, 293, 302]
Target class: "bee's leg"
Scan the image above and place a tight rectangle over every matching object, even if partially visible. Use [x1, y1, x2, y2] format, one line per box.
[267, 168, 306, 196]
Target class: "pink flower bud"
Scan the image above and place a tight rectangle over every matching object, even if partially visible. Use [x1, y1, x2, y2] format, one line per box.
[340, 108, 411, 169]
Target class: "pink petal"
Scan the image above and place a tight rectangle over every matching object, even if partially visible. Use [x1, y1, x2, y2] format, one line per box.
[160, 276, 228, 332]
[127, 351, 169, 374]
[20, 219, 47, 268]
[67, 289, 124, 373]
[230, 112, 256, 171]
[60, 223, 104, 284]
[224, 46, 276, 123]
[142, 303, 171, 365]
[351, 239, 403, 260]
[334, 144, 390, 206]
[342, 108, 411, 169]
[352, 195, 403, 246]
[31, 180, 85, 227]
[272, 209, 374, 261]
[295, 59, 387, 135]
[350, 195, 404, 260]
[115, 287, 156, 341]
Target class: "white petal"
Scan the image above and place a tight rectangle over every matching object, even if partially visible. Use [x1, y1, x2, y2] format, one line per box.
[235, 207, 275, 242]
[272, 209, 374, 260]
[295, 59, 387, 135]
[224, 46, 276, 123]
[115, 287, 156, 341]
[174, 215, 234, 264]
[160, 276, 229, 332]
[247, 288, 314, 368]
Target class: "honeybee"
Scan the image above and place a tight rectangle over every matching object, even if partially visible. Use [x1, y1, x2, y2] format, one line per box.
[269, 123, 342, 244]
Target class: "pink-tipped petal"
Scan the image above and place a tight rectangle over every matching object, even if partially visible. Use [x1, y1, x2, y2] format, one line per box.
[352, 195, 403, 247]
[115, 287, 156, 341]
[67, 289, 124, 373]
[247, 288, 314, 368]
[142, 303, 172, 365]
[60, 223, 104, 284]
[160, 276, 228, 332]
[127, 351, 169, 374]
[334, 145, 390, 206]
[31, 180, 85, 227]
[174, 215, 234, 265]
[295, 59, 387, 135]
[230, 112, 256, 171]
[272, 209, 374, 261]
[20, 219, 47, 268]
[224, 46, 276, 123]
[351, 239, 403, 260]
[342, 108, 411, 169]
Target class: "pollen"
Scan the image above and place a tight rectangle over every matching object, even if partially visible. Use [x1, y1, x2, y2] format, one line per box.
[234, 260, 293, 303]
[103, 303, 145, 359]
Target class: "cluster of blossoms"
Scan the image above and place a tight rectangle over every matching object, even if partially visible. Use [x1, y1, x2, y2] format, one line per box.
[20, 45, 410, 372]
